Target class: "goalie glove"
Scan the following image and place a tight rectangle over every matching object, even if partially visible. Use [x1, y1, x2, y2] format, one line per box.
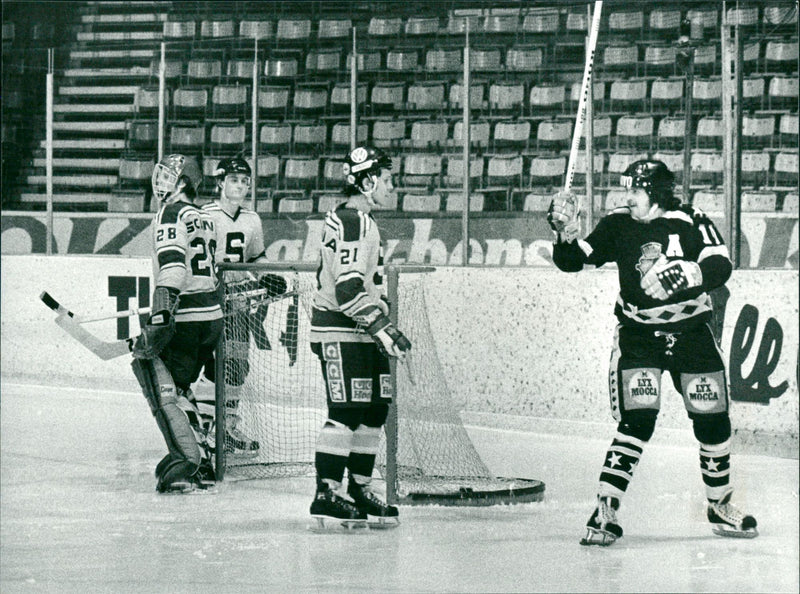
[365, 314, 411, 359]
[133, 286, 179, 359]
[547, 191, 581, 242]
[641, 256, 703, 301]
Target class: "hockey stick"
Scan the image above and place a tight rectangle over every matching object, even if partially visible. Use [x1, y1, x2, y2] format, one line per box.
[40, 292, 135, 360]
[564, 1, 603, 196]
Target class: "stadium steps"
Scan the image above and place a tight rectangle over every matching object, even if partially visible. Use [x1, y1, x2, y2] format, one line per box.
[26, 174, 119, 187]
[33, 157, 120, 170]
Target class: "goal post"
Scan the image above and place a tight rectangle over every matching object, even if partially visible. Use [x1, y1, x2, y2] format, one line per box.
[214, 262, 544, 505]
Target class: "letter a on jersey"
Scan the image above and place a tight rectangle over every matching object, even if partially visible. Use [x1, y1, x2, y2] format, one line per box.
[665, 234, 684, 257]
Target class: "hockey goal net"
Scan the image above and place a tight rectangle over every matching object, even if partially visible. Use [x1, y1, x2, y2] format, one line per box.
[214, 263, 543, 505]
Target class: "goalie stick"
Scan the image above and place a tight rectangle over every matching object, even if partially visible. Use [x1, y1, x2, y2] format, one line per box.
[40, 292, 135, 360]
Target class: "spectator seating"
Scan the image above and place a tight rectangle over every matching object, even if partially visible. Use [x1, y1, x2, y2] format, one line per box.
[616, 114, 654, 150]
[402, 153, 443, 187]
[535, 119, 571, 151]
[529, 83, 566, 114]
[767, 75, 799, 111]
[740, 150, 771, 186]
[409, 119, 448, 150]
[407, 81, 446, 112]
[696, 115, 723, 149]
[528, 154, 566, 188]
[489, 81, 525, 115]
[774, 151, 799, 186]
[782, 192, 799, 214]
[492, 119, 530, 152]
[691, 150, 724, 185]
[741, 190, 777, 212]
[258, 86, 290, 119]
[209, 123, 246, 155]
[742, 114, 775, 149]
[656, 115, 686, 150]
[372, 119, 406, 149]
[444, 155, 485, 187]
[452, 119, 491, 149]
[260, 122, 292, 153]
[211, 84, 248, 119]
[445, 192, 485, 212]
[608, 78, 647, 112]
[692, 189, 724, 213]
[778, 113, 798, 148]
[486, 154, 523, 188]
[650, 77, 684, 112]
[402, 192, 440, 212]
[330, 121, 368, 151]
[449, 82, 486, 112]
[330, 82, 367, 114]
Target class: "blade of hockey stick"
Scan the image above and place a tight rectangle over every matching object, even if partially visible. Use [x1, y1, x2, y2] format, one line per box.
[41, 292, 135, 360]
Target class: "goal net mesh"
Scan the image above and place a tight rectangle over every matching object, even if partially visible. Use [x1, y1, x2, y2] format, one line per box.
[216, 264, 543, 505]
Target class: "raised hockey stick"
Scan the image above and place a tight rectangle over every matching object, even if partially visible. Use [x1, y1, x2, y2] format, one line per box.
[40, 292, 135, 360]
[563, 1, 603, 196]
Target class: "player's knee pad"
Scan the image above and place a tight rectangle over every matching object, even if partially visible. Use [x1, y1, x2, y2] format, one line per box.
[617, 410, 658, 442]
[327, 408, 364, 431]
[361, 403, 390, 428]
[224, 358, 249, 387]
[692, 413, 731, 445]
[131, 358, 202, 470]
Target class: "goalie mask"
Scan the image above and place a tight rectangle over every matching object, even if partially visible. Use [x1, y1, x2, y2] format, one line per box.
[343, 146, 392, 196]
[152, 154, 203, 202]
[620, 159, 679, 211]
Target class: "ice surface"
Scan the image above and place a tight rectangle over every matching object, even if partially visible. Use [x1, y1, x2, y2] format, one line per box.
[1, 378, 797, 593]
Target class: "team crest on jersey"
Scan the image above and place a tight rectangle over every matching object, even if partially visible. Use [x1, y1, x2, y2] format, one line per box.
[635, 242, 663, 278]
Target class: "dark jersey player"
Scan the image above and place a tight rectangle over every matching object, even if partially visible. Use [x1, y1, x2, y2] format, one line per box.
[548, 159, 757, 545]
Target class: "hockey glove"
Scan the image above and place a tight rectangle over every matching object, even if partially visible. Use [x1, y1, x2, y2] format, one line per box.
[257, 273, 288, 298]
[378, 295, 391, 317]
[133, 286, 179, 359]
[641, 256, 703, 300]
[547, 191, 581, 243]
[365, 314, 411, 359]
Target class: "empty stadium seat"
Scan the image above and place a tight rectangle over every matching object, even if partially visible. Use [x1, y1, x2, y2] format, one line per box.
[486, 154, 523, 187]
[164, 18, 196, 40]
[569, 81, 606, 111]
[283, 157, 319, 190]
[742, 76, 766, 110]
[529, 83, 566, 114]
[506, 44, 544, 73]
[742, 114, 775, 149]
[444, 155, 485, 187]
[608, 9, 644, 39]
[173, 86, 208, 119]
[405, 16, 440, 37]
[726, 5, 759, 33]
[407, 81, 446, 112]
[692, 189, 724, 213]
[292, 84, 328, 117]
[471, 46, 503, 72]
[293, 122, 326, 153]
[306, 49, 342, 76]
[346, 50, 381, 73]
[331, 82, 368, 114]
[690, 150, 723, 185]
[608, 79, 647, 112]
[402, 153, 443, 187]
[571, 151, 606, 187]
[265, 54, 299, 80]
[616, 114, 654, 150]
[169, 124, 205, 154]
[239, 19, 274, 40]
[781, 192, 799, 214]
[452, 120, 490, 149]
[741, 190, 777, 212]
[256, 155, 280, 189]
[446, 10, 481, 35]
[521, 9, 559, 38]
[368, 17, 402, 38]
[528, 154, 566, 188]
[764, 39, 798, 73]
[401, 192, 440, 212]
[692, 44, 718, 75]
[372, 119, 406, 149]
[602, 44, 639, 77]
[330, 121, 368, 150]
[209, 123, 246, 155]
[211, 84, 248, 119]
[318, 18, 351, 43]
[650, 77, 684, 113]
[149, 59, 183, 81]
[278, 195, 314, 213]
[492, 119, 530, 151]
[535, 119, 571, 151]
[370, 82, 405, 114]
[409, 119, 448, 149]
[764, 6, 798, 35]
[200, 19, 235, 41]
[119, 156, 154, 189]
[187, 58, 222, 83]
[258, 86, 290, 119]
[686, 7, 718, 39]
[696, 116, 723, 149]
[774, 151, 799, 186]
[317, 194, 346, 212]
[226, 59, 260, 82]
[425, 47, 462, 72]
[648, 8, 681, 39]
[276, 18, 311, 44]
[522, 192, 558, 212]
[127, 120, 158, 152]
[489, 81, 525, 115]
[387, 47, 420, 73]
[445, 192, 485, 212]
[322, 158, 346, 188]
[260, 122, 292, 152]
[135, 86, 168, 115]
[644, 45, 677, 77]
[778, 113, 798, 148]
[767, 75, 799, 111]
[448, 81, 485, 112]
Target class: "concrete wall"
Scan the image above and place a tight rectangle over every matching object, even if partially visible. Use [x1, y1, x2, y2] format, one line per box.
[2, 255, 797, 456]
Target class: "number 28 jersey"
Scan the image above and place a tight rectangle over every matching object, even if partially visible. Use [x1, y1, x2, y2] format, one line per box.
[311, 204, 385, 344]
[151, 200, 222, 323]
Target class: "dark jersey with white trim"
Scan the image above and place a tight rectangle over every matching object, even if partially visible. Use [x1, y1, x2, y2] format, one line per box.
[151, 200, 222, 323]
[553, 205, 731, 332]
[310, 204, 385, 344]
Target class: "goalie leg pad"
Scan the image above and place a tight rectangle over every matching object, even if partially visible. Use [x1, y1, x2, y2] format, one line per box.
[132, 358, 202, 473]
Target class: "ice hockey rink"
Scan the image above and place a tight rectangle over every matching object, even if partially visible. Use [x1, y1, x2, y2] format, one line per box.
[1, 377, 797, 593]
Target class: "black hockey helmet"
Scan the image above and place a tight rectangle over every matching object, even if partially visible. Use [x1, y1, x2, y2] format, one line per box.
[343, 145, 392, 192]
[620, 159, 679, 210]
[213, 156, 251, 180]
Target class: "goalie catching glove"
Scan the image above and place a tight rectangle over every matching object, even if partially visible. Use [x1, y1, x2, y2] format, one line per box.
[641, 256, 703, 300]
[133, 286, 179, 359]
[365, 314, 411, 359]
[547, 191, 581, 242]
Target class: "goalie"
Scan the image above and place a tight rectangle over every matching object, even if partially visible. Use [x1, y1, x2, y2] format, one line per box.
[132, 154, 222, 493]
[548, 159, 757, 545]
[308, 146, 411, 527]
[201, 156, 288, 455]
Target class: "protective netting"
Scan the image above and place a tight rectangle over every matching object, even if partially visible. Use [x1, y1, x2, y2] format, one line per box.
[217, 264, 543, 505]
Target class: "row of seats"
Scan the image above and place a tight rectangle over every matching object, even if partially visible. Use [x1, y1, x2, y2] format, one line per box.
[157, 6, 798, 43]
[132, 75, 800, 121]
[142, 37, 799, 84]
[200, 187, 800, 216]
[128, 112, 799, 155]
[119, 150, 800, 195]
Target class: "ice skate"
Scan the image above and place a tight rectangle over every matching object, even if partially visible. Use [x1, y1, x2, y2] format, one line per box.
[707, 489, 758, 538]
[348, 479, 400, 529]
[310, 483, 367, 531]
[580, 496, 623, 546]
[224, 414, 259, 456]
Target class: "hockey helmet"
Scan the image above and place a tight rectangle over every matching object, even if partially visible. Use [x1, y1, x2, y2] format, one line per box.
[152, 154, 203, 201]
[213, 156, 251, 181]
[343, 145, 392, 191]
[620, 159, 678, 209]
